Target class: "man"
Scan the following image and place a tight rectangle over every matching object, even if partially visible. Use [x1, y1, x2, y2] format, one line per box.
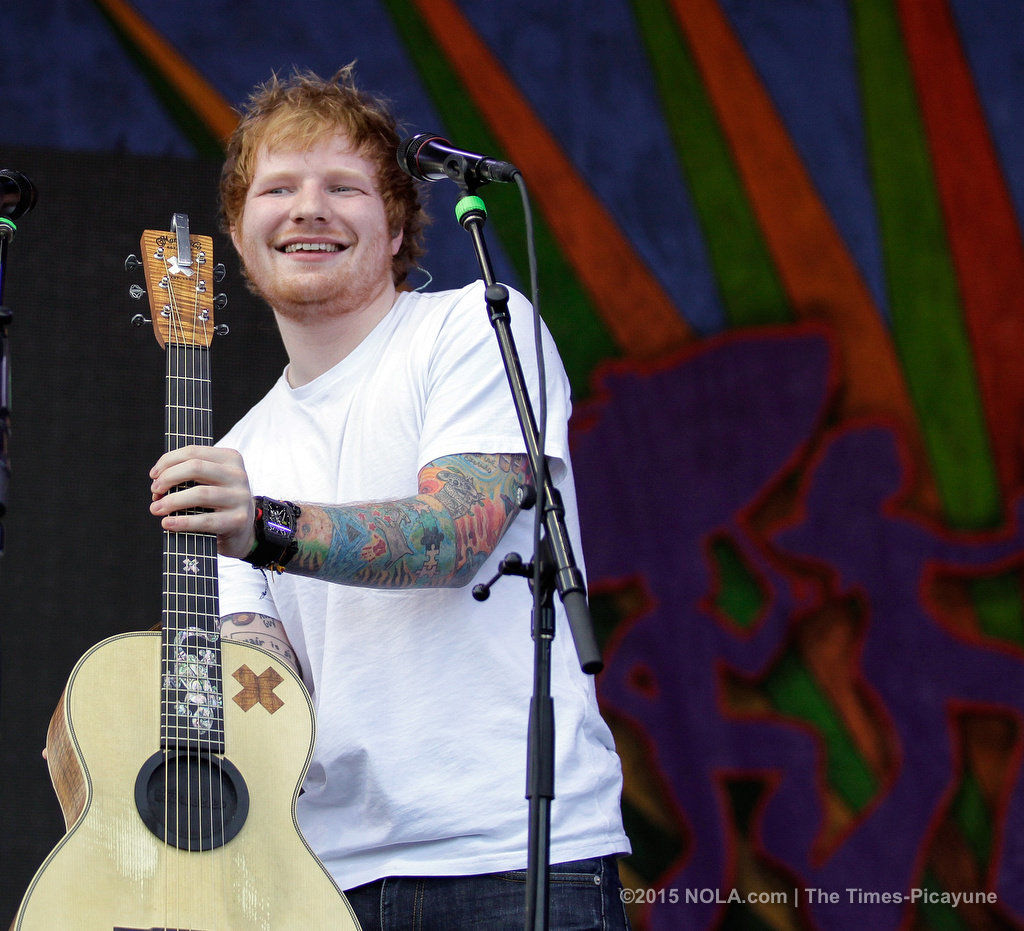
[149, 67, 631, 928]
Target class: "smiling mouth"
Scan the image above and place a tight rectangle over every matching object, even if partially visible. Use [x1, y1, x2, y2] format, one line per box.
[280, 242, 345, 253]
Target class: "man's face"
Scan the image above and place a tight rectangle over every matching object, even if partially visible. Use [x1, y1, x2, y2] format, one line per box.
[231, 132, 403, 321]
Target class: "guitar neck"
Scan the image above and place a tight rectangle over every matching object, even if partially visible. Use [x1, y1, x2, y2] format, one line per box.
[166, 343, 213, 451]
[161, 341, 225, 753]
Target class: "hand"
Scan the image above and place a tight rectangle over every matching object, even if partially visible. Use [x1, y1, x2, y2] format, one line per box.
[149, 445, 256, 558]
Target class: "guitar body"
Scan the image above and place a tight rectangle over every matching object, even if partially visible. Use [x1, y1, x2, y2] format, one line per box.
[12, 631, 360, 930]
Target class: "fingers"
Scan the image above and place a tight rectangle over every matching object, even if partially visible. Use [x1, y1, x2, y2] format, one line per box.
[149, 483, 250, 525]
[149, 446, 256, 558]
[150, 445, 244, 492]
[150, 447, 247, 504]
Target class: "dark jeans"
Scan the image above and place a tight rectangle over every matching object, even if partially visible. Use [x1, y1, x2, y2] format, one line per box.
[343, 855, 631, 930]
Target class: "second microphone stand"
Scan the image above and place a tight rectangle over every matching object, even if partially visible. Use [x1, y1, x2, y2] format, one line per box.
[454, 183, 602, 931]
[0, 217, 16, 561]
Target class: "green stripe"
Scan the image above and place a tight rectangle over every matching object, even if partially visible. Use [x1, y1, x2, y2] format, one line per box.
[90, 1, 225, 159]
[916, 869, 969, 930]
[764, 648, 878, 811]
[382, 0, 617, 396]
[953, 771, 992, 872]
[853, 0, 1023, 645]
[709, 535, 765, 629]
[852, 0, 1000, 530]
[631, 0, 790, 327]
[968, 573, 1024, 645]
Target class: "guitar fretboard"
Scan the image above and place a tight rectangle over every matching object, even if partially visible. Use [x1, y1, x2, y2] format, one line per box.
[161, 342, 225, 753]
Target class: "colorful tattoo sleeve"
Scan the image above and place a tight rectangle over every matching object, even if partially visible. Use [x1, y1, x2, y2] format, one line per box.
[289, 452, 533, 589]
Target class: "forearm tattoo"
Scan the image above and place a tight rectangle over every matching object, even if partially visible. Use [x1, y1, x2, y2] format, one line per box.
[290, 453, 532, 589]
[221, 611, 300, 676]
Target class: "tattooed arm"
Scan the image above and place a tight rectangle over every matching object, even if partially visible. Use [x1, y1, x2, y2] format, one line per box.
[221, 612, 301, 677]
[151, 446, 534, 590]
[290, 452, 532, 588]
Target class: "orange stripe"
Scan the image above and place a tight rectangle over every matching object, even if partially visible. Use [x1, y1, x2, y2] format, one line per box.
[899, 0, 1024, 497]
[410, 0, 690, 358]
[92, 0, 237, 141]
[671, 0, 935, 507]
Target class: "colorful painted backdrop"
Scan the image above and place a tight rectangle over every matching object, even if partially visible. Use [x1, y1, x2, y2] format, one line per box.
[3, 1, 1024, 927]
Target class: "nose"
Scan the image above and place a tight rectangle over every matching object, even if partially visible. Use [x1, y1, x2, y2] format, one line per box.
[290, 181, 331, 223]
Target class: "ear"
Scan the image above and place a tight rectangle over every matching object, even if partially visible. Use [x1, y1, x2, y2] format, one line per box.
[390, 226, 404, 257]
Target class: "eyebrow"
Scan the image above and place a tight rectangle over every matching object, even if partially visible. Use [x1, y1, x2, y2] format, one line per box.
[254, 166, 374, 187]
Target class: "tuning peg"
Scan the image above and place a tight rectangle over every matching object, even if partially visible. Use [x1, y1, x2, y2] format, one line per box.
[130, 314, 151, 327]
[129, 284, 146, 300]
[213, 263, 226, 282]
[215, 324, 230, 336]
[214, 293, 228, 311]
[125, 254, 143, 272]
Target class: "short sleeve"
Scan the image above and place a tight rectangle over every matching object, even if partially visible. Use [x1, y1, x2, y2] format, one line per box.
[217, 551, 280, 620]
[416, 282, 573, 483]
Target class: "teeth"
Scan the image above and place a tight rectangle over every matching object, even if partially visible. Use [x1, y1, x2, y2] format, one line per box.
[283, 242, 342, 253]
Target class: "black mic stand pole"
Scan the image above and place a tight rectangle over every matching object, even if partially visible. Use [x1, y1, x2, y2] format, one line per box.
[453, 184, 602, 931]
[0, 216, 16, 561]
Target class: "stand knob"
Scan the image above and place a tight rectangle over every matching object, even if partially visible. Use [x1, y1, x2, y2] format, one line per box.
[472, 552, 529, 601]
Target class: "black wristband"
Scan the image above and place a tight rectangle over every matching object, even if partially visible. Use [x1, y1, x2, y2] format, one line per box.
[243, 496, 301, 572]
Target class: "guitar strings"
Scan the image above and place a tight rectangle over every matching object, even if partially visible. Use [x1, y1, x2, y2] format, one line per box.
[169, 232, 193, 923]
[162, 232, 181, 927]
[156, 228, 230, 924]
[177, 233, 226, 916]
[191, 242, 229, 908]
[190, 238, 230, 915]
[161, 230, 201, 922]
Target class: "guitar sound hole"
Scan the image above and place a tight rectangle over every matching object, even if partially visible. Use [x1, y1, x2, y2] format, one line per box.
[134, 750, 249, 851]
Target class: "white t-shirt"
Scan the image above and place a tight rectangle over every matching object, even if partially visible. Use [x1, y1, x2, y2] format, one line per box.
[217, 281, 629, 890]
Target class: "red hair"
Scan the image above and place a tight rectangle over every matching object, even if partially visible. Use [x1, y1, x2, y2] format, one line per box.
[220, 65, 427, 285]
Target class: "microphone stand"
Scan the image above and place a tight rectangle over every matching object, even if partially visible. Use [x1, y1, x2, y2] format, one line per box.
[0, 216, 16, 561]
[454, 183, 602, 931]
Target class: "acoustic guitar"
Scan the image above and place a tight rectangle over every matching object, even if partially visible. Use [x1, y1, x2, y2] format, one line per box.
[11, 215, 360, 930]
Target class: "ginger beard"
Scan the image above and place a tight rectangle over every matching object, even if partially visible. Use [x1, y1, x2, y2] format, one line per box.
[231, 134, 403, 324]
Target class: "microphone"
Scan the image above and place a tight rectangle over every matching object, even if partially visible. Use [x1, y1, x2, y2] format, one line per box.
[397, 133, 519, 185]
[0, 170, 38, 222]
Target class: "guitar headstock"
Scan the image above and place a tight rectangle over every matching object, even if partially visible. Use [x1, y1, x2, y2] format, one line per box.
[137, 213, 219, 349]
